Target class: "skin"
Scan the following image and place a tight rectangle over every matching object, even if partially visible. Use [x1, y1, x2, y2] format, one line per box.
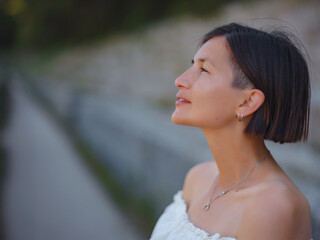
[171, 36, 312, 239]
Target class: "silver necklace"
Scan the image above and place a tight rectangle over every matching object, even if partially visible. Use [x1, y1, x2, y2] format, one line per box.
[203, 151, 270, 211]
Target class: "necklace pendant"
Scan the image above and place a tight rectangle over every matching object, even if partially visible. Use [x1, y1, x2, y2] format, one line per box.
[203, 202, 210, 211]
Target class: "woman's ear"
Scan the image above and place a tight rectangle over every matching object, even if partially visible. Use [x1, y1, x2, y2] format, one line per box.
[237, 89, 265, 117]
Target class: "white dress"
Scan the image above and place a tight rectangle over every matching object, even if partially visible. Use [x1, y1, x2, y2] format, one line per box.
[150, 190, 237, 240]
[150, 190, 314, 240]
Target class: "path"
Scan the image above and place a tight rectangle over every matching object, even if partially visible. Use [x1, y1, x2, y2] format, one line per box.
[1, 78, 146, 240]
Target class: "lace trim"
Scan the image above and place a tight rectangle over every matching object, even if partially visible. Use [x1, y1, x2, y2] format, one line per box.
[172, 190, 237, 240]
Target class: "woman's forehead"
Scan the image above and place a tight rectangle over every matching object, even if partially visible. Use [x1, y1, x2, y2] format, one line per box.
[194, 36, 231, 64]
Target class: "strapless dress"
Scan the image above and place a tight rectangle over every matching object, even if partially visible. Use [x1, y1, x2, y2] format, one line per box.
[150, 190, 237, 240]
[150, 190, 314, 240]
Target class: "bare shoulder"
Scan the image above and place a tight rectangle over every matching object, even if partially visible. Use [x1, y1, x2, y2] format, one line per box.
[182, 160, 218, 205]
[238, 179, 312, 240]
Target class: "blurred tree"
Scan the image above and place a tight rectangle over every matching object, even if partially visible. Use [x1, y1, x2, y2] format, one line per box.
[0, 0, 239, 49]
[0, 1, 16, 49]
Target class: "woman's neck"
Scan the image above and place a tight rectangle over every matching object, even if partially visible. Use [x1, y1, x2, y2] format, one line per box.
[201, 127, 270, 190]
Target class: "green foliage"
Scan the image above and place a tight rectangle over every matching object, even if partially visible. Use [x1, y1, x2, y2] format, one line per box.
[0, 0, 240, 49]
[0, 6, 16, 48]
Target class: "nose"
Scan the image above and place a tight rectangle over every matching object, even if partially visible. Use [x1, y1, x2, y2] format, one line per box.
[175, 69, 191, 89]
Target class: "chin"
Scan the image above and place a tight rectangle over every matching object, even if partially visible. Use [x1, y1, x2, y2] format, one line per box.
[171, 112, 193, 126]
[171, 112, 183, 124]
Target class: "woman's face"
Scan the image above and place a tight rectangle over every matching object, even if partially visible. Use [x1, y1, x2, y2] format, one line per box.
[171, 36, 244, 130]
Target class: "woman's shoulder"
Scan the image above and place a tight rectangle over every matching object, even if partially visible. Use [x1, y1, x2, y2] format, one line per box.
[182, 160, 218, 206]
[248, 178, 310, 213]
[249, 176, 311, 215]
[239, 178, 312, 239]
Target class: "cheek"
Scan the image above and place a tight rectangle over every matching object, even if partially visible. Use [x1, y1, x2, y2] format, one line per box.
[196, 80, 236, 106]
[192, 83, 237, 124]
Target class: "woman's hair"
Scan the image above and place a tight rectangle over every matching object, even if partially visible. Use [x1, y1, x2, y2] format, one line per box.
[201, 23, 310, 144]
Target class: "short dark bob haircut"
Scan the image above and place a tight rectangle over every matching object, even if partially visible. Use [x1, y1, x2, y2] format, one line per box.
[201, 23, 310, 144]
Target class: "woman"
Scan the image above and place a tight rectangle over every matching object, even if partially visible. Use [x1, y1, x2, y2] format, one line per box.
[150, 23, 313, 240]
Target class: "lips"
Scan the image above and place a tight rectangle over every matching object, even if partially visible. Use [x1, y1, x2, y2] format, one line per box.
[176, 94, 191, 103]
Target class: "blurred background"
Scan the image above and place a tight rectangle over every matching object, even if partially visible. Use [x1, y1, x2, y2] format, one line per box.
[0, 0, 319, 239]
